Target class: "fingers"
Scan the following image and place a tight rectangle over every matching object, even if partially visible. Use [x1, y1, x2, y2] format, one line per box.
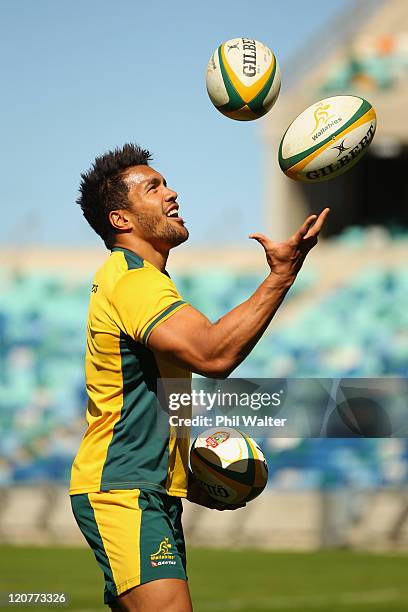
[292, 215, 318, 242]
[213, 502, 246, 511]
[250, 207, 330, 249]
[304, 207, 330, 239]
[293, 208, 330, 243]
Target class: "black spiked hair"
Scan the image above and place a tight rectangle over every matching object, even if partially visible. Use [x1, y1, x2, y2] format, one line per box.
[77, 143, 152, 248]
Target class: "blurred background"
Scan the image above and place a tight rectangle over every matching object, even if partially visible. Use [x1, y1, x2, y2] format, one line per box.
[1, 0, 408, 610]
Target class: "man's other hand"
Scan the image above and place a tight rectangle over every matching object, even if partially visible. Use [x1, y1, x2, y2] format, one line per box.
[187, 472, 245, 511]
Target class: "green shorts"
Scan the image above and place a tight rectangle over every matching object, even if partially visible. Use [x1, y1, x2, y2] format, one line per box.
[70, 489, 187, 606]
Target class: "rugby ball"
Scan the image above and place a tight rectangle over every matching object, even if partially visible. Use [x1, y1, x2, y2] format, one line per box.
[190, 427, 268, 505]
[279, 95, 377, 182]
[206, 38, 281, 121]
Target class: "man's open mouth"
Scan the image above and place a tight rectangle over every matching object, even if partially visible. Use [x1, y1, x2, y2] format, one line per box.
[166, 205, 183, 222]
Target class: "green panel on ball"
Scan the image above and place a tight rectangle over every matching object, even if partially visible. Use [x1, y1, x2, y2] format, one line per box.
[217, 46, 246, 113]
[245, 484, 266, 503]
[247, 59, 277, 116]
[241, 432, 256, 483]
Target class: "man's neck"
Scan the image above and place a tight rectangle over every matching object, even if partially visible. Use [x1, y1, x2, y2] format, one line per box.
[113, 239, 169, 272]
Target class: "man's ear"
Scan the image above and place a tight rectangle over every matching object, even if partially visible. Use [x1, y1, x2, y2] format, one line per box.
[109, 209, 133, 231]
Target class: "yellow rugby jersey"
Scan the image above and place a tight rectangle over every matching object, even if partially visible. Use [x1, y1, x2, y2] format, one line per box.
[70, 247, 191, 497]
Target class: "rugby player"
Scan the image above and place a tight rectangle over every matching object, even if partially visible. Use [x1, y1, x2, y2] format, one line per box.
[69, 143, 329, 611]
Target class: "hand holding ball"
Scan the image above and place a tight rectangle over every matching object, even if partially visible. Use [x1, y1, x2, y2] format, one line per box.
[190, 428, 268, 505]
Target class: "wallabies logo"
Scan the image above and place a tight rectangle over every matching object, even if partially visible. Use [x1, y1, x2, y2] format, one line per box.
[150, 537, 176, 568]
[309, 102, 335, 135]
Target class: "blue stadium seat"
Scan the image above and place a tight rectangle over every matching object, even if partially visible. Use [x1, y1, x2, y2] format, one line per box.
[1, 238, 407, 489]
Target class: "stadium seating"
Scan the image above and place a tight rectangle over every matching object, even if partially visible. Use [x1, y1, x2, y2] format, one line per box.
[236, 267, 408, 378]
[0, 242, 407, 490]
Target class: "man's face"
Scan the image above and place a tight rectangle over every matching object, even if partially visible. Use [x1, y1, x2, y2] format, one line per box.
[121, 165, 189, 248]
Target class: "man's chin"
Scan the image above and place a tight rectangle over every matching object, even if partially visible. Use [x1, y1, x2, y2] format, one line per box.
[169, 225, 189, 248]
[163, 223, 189, 248]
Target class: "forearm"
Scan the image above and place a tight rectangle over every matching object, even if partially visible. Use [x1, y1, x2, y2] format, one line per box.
[205, 272, 294, 376]
[149, 210, 329, 377]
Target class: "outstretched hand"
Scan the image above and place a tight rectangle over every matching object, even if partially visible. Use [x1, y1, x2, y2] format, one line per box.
[249, 208, 330, 283]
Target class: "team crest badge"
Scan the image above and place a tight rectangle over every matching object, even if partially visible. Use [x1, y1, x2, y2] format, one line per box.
[150, 537, 176, 568]
[205, 431, 230, 449]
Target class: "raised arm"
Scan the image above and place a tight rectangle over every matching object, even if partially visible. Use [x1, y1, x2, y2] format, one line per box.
[148, 209, 330, 377]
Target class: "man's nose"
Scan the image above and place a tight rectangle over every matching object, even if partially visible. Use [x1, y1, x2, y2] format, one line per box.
[165, 187, 178, 201]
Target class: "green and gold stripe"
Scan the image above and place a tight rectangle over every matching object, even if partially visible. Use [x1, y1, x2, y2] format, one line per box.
[142, 300, 186, 344]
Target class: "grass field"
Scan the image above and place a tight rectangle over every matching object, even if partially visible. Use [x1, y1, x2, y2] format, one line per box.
[1, 546, 408, 611]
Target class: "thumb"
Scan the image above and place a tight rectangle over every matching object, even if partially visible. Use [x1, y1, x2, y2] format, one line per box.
[249, 233, 269, 249]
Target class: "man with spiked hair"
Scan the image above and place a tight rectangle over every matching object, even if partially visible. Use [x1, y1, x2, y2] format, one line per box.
[70, 143, 329, 611]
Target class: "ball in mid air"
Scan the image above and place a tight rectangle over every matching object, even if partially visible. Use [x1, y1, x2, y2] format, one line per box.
[190, 427, 268, 505]
[206, 38, 281, 121]
[279, 95, 377, 182]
